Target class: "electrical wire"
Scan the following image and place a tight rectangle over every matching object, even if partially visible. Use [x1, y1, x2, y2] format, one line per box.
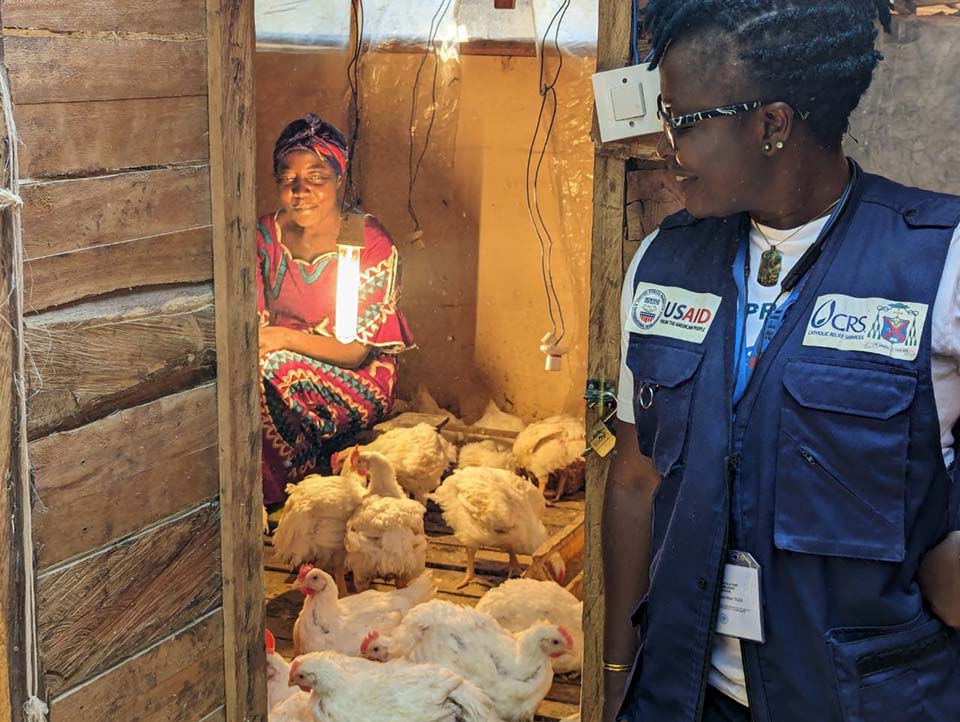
[343, 0, 364, 212]
[630, 0, 641, 66]
[406, 0, 455, 235]
[525, 0, 571, 344]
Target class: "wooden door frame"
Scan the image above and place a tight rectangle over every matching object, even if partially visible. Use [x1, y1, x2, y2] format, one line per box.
[206, 0, 267, 719]
[0, 50, 29, 721]
[583, 1, 644, 721]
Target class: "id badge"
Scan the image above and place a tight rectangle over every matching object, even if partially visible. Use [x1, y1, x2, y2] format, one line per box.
[715, 550, 765, 643]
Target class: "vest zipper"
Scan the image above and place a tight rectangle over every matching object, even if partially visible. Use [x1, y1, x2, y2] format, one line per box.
[695, 234, 748, 720]
[799, 446, 884, 517]
[694, 451, 740, 720]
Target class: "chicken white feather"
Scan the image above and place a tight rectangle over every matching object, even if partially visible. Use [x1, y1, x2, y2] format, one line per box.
[370, 599, 573, 722]
[473, 400, 526, 433]
[456, 440, 516, 472]
[410, 384, 461, 424]
[344, 451, 428, 590]
[475, 578, 583, 674]
[268, 690, 312, 722]
[272, 472, 366, 595]
[290, 651, 502, 722]
[512, 415, 585, 501]
[292, 566, 435, 657]
[266, 629, 298, 711]
[430, 467, 547, 588]
[336, 423, 457, 503]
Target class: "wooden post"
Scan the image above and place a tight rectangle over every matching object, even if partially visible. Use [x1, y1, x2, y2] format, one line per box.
[583, 1, 641, 721]
[205, 0, 266, 720]
[0, 57, 28, 721]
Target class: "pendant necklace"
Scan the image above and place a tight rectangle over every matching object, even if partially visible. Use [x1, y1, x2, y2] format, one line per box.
[752, 197, 842, 288]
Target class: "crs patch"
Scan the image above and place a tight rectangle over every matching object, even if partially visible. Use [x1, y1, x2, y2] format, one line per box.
[628, 283, 722, 344]
[803, 294, 929, 361]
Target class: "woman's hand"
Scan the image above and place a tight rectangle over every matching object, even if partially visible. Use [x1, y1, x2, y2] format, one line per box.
[919, 530, 960, 628]
[259, 325, 294, 356]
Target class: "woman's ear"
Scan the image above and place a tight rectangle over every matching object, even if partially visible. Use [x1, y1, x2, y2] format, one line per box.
[761, 102, 794, 155]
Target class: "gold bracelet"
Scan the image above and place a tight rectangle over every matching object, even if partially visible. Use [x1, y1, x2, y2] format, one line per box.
[603, 661, 633, 673]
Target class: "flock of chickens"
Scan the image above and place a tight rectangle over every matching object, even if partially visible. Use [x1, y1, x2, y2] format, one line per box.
[265, 403, 587, 722]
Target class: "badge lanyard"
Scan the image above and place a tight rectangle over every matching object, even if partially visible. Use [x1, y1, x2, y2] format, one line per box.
[732, 168, 857, 406]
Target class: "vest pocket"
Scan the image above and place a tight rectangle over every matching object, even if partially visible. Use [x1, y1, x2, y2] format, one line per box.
[827, 613, 957, 722]
[774, 360, 917, 562]
[626, 337, 704, 477]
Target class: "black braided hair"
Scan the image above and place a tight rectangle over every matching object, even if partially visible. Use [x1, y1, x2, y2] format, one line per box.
[643, 0, 893, 147]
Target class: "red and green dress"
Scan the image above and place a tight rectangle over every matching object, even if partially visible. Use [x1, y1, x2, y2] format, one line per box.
[257, 212, 414, 504]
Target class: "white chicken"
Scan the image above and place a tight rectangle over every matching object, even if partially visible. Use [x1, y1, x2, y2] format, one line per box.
[456, 440, 516, 472]
[473, 400, 526, 433]
[268, 690, 312, 722]
[343, 450, 428, 590]
[512, 415, 585, 501]
[272, 471, 366, 596]
[289, 650, 502, 722]
[266, 629, 298, 711]
[292, 565, 435, 656]
[410, 383, 461, 424]
[475, 578, 583, 675]
[334, 423, 457, 503]
[364, 599, 573, 722]
[431, 466, 548, 588]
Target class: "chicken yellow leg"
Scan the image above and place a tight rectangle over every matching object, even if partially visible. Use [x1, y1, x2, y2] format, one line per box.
[457, 546, 494, 589]
[333, 563, 349, 597]
[507, 550, 524, 578]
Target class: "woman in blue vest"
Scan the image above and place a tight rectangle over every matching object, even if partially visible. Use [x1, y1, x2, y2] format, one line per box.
[603, 2, 960, 721]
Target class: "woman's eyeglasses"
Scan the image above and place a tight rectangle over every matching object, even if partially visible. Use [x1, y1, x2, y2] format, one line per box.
[656, 95, 769, 151]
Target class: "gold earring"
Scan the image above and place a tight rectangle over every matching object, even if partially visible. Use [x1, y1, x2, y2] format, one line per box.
[763, 142, 772, 152]
[776, 141, 785, 150]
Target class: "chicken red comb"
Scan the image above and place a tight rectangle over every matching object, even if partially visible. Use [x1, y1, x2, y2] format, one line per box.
[330, 450, 341, 470]
[265, 629, 276, 655]
[558, 626, 574, 648]
[297, 564, 315, 582]
[360, 630, 380, 656]
[289, 659, 299, 682]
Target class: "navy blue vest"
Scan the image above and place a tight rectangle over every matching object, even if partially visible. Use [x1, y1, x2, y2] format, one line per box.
[618, 168, 960, 722]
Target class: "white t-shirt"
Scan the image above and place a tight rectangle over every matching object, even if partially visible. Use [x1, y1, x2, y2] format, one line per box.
[616, 219, 960, 706]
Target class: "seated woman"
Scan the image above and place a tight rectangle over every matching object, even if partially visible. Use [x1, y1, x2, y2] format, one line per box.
[258, 114, 415, 506]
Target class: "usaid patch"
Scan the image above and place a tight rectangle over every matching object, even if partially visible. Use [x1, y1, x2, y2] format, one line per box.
[803, 294, 928, 361]
[628, 283, 722, 344]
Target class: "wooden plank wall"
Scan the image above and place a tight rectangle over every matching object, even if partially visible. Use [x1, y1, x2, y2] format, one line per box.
[0, 0, 242, 717]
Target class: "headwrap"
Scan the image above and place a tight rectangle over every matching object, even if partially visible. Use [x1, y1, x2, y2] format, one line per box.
[273, 114, 349, 178]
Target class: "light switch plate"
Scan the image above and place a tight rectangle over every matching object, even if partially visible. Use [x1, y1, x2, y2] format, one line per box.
[592, 63, 662, 142]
